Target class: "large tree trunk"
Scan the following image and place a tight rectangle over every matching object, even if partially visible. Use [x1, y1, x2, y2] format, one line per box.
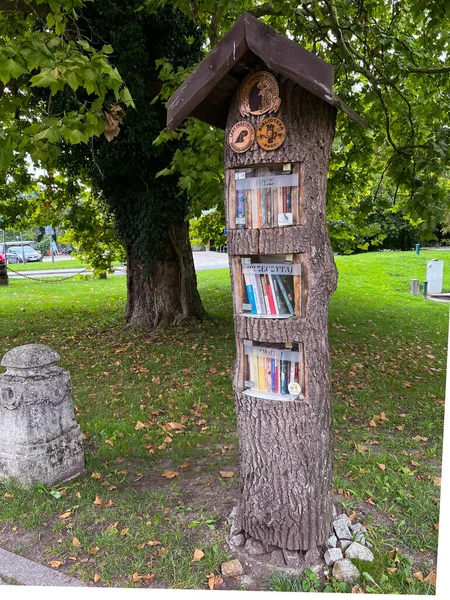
[125, 221, 206, 329]
[225, 75, 337, 553]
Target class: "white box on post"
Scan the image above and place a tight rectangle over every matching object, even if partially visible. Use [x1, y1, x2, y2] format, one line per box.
[426, 259, 444, 295]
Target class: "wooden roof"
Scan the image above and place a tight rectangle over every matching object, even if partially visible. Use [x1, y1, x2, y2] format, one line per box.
[167, 12, 366, 131]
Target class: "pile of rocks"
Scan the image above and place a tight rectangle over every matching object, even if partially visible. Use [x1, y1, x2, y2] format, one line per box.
[324, 511, 374, 584]
[226, 506, 374, 585]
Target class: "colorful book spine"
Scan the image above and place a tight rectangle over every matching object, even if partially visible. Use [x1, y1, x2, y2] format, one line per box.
[237, 190, 245, 229]
[281, 360, 288, 395]
[257, 356, 265, 391]
[271, 358, 276, 392]
[260, 274, 270, 314]
[274, 274, 295, 316]
[265, 275, 277, 315]
[266, 358, 272, 392]
[251, 273, 264, 314]
[243, 271, 257, 314]
[285, 186, 292, 213]
[267, 188, 272, 228]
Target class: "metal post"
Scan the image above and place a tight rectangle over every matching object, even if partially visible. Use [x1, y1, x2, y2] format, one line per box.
[20, 231, 26, 264]
[50, 233, 55, 263]
[423, 280, 428, 298]
[415, 243, 420, 255]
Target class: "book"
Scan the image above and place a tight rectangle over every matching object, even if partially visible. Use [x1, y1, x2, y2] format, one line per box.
[271, 358, 276, 392]
[260, 274, 270, 314]
[236, 190, 245, 229]
[243, 271, 257, 314]
[271, 275, 289, 315]
[274, 274, 295, 316]
[280, 360, 288, 395]
[265, 274, 277, 314]
[251, 273, 265, 315]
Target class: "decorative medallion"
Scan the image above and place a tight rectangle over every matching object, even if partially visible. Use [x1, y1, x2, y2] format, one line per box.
[240, 71, 281, 118]
[228, 121, 255, 153]
[256, 117, 286, 151]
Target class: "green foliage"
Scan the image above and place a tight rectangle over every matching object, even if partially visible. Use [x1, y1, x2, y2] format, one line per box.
[189, 207, 226, 249]
[34, 237, 50, 255]
[151, 0, 450, 247]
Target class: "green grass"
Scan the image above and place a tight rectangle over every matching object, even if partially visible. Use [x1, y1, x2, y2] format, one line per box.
[0, 249, 446, 592]
[5, 258, 89, 271]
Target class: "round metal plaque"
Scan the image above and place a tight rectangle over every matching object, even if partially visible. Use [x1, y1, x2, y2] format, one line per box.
[228, 121, 255, 153]
[240, 71, 281, 118]
[256, 117, 286, 151]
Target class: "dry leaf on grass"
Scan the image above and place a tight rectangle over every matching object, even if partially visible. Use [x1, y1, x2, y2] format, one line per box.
[90, 547, 100, 555]
[161, 470, 179, 479]
[94, 573, 101, 583]
[120, 528, 129, 537]
[59, 511, 72, 520]
[4, 493, 14, 499]
[143, 574, 155, 582]
[91, 472, 102, 479]
[94, 496, 103, 505]
[355, 444, 368, 453]
[105, 440, 114, 446]
[49, 560, 64, 568]
[424, 572, 436, 587]
[72, 537, 81, 548]
[220, 471, 235, 478]
[192, 548, 204, 562]
[377, 464, 386, 471]
[413, 571, 424, 581]
[132, 572, 143, 582]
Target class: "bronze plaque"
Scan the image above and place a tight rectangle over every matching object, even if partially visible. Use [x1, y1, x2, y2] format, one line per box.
[240, 71, 281, 118]
[256, 117, 286, 151]
[228, 121, 255, 153]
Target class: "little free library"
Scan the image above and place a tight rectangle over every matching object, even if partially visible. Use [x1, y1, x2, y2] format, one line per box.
[168, 12, 364, 556]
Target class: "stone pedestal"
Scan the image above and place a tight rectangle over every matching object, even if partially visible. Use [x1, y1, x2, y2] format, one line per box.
[0, 344, 84, 487]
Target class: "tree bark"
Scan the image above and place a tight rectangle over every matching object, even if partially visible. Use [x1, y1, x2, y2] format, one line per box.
[125, 221, 206, 329]
[225, 73, 337, 551]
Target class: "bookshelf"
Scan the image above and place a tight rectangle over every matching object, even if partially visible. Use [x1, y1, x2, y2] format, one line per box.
[227, 163, 302, 230]
[242, 340, 304, 401]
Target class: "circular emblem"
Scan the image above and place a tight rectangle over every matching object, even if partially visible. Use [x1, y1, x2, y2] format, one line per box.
[228, 121, 255, 153]
[240, 71, 281, 118]
[256, 117, 286, 151]
[288, 382, 302, 396]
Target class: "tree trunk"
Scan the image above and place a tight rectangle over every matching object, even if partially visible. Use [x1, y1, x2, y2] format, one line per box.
[225, 73, 337, 552]
[125, 221, 206, 329]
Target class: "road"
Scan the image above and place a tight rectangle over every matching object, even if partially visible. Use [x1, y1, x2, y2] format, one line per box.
[6, 251, 230, 279]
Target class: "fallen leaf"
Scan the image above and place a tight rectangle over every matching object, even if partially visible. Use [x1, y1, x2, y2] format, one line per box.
[434, 522, 439, 530]
[143, 574, 155, 582]
[91, 472, 102, 479]
[424, 571, 436, 587]
[94, 573, 101, 583]
[147, 540, 161, 547]
[106, 522, 119, 530]
[433, 478, 441, 487]
[396, 425, 404, 431]
[153, 546, 166, 556]
[50, 560, 64, 568]
[152, 376, 161, 385]
[94, 496, 103, 505]
[72, 537, 81, 548]
[161, 471, 179, 479]
[135, 421, 147, 430]
[120, 528, 129, 537]
[380, 412, 389, 421]
[132, 572, 143, 582]
[348, 511, 357, 521]
[192, 548, 204, 562]
[386, 567, 398, 574]
[105, 440, 114, 446]
[75, 492, 81, 499]
[209, 367, 217, 374]
[59, 511, 72, 520]
[413, 435, 428, 441]
[208, 574, 215, 590]
[220, 471, 235, 478]
[4, 493, 14, 499]
[178, 462, 189, 469]
[104, 500, 115, 508]
[369, 420, 377, 427]
[355, 444, 368, 453]
[366, 498, 376, 505]
[90, 547, 100, 555]
[168, 422, 185, 430]
[403, 381, 411, 388]
[413, 571, 424, 581]
[377, 463, 386, 471]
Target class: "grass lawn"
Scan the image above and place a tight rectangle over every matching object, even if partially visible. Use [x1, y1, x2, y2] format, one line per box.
[0, 250, 446, 593]
[5, 259, 123, 272]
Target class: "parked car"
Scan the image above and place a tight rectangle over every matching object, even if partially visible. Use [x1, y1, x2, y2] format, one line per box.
[6, 246, 43, 263]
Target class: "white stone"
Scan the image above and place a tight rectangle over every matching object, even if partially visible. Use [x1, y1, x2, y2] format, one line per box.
[245, 538, 265, 555]
[0, 344, 84, 487]
[333, 519, 352, 540]
[230, 533, 245, 547]
[344, 542, 374, 562]
[327, 535, 337, 548]
[335, 514, 352, 526]
[324, 548, 343, 567]
[332, 559, 360, 584]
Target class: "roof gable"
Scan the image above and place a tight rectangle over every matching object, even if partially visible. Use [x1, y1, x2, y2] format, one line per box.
[167, 12, 366, 131]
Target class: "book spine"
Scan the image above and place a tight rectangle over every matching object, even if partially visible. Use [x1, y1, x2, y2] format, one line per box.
[274, 274, 295, 316]
[246, 191, 252, 228]
[282, 187, 287, 213]
[267, 188, 272, 227]
[266, 358, 272, 392]
[257, 189, 262, 229]
[271, 358, 276, 392]
[237, 190, 245, 229]
[260, 274, 270, 315]
[285, 186, 292, 213]
[252, 273, 264, 314]
[281, 360, 288, 395]
[265, 275, 277, 315]
[258, 356, 265, 391]
[251, 189, 258, 230]
[290, 359, 296, 383]
[243, 272, 257, 314]
[268, 274, 281, 315]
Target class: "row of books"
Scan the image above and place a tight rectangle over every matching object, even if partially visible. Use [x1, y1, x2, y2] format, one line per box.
[244, 343, 302, 396]
[236, 186, 294, 229]
[242, 264, 298, 317]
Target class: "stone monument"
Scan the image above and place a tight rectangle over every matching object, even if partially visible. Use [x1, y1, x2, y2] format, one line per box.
[0, 344, 84, 487]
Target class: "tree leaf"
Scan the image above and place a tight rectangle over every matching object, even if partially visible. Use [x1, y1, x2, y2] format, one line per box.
[192, 548, 204, 562]
[220, 471, 235, 478]
[161, 470, 179, 479]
